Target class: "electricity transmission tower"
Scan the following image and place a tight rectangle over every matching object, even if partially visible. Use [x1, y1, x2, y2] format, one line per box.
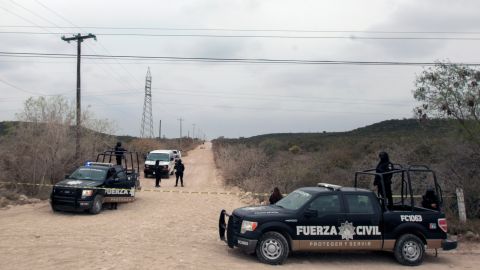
[140, 67, 154, 138]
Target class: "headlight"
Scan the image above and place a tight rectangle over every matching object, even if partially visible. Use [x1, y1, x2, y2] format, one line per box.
[81, 190, 94, 197]
[240, 220, 258, 234]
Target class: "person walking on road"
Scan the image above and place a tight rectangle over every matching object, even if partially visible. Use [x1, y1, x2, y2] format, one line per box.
[154, 160, 162, 187]
[374, 151, 394, 209]
[174, 159, 185, 187]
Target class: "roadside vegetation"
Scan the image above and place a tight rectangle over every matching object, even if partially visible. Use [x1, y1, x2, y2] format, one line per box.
[0, 96, 201, 204]
[213, 62, 480, 236]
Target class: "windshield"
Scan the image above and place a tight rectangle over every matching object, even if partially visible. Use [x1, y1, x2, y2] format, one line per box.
[69, 167, 107, 181]
[276, 190, 312, 210]
[147, 153, 170, 161]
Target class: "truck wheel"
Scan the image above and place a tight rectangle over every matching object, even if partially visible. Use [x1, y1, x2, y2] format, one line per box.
[394, 234, 425, 266]
[89, 195, 103, 215]
[256, 231, 289, 265]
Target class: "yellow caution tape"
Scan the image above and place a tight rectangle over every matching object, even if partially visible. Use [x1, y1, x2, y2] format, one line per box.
[0, 181, 455, 198]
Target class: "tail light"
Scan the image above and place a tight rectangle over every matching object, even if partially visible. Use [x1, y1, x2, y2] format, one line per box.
[438, 218, 448, 233]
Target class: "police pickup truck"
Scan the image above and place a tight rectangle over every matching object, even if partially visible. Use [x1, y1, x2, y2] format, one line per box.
[220, 165, 457, 266]
[50, 151, 140, 214]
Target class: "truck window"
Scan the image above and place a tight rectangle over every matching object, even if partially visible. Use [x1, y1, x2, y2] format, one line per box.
[308, 195, 341, 213]
[116, 170, 127, 179]
[345, 194, 374, 214]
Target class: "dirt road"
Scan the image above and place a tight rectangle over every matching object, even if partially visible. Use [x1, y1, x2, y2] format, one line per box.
[0, 143, 478, 270]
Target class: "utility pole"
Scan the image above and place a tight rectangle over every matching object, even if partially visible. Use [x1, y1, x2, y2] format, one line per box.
[61, 33, 96, 160]
[192, 123, 196, 140]
[178, 117, 183, 149]
[158, 120, 161, 141]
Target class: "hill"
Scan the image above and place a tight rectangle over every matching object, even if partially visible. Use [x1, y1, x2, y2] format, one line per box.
[215, 118, 458, 153]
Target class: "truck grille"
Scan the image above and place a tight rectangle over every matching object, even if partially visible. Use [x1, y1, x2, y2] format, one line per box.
[231, 214, 242, 232]
[227, 214, 242, 248]
[52, 187, 78, 206]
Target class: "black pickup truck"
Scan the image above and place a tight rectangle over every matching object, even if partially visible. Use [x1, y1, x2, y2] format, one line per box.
[220, 165, 457, 266]
[50, 151, 140, 214]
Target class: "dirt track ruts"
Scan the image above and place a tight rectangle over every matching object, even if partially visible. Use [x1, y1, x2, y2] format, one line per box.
[0, 142, 478, 270]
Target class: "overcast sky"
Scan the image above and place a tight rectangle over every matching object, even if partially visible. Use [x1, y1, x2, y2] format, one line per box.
[1, 0, 479, 138]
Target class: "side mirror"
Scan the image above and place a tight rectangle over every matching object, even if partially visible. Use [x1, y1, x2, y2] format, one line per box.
[64, 174, 70, 179]
[170, 157, 174, 161]
[304, 208, 318, 218]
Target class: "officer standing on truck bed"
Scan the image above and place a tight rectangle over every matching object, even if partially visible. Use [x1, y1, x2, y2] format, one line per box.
[174, 159, 185, 187]
[374, 151, 394, 209]
[114, 142, 126, 166]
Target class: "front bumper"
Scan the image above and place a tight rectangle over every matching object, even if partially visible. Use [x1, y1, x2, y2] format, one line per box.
[219, 211, 258, 254]
[51, 198, 94, 212]
[236, 237, 258, 254]
[442, 239, 458, 250]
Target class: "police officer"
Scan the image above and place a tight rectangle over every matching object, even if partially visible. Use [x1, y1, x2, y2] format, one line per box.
[174, 159, 185, 187]
[374, 151, 394, 209]
[154, 160, 162, 188]
[269, 187, 283, 204]
[114, 142, 126, 166]
[422, 188, 440, 210]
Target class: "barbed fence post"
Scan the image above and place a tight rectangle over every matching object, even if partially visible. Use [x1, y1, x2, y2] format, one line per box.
[455, 187, 467, 223]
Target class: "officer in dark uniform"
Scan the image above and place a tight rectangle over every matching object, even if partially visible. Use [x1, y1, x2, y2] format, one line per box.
[422, 188, 440, 210]
[174, 159, 185, 187]
[374, 151, 394, 209]
[154, 160, 162, 187]
[114, 142, 126, 166]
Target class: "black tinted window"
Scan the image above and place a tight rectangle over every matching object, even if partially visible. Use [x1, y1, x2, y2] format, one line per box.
[117, 170, 127, 179]
[346, 194, 374, 214]
[309, 195, 341, 213]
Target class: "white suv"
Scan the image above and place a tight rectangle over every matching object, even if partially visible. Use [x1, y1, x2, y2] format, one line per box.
[144, 150, 175, 178]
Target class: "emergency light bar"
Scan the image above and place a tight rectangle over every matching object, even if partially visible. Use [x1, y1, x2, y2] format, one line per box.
[317, 183, 342, 191]
[85, 162, 114, 167]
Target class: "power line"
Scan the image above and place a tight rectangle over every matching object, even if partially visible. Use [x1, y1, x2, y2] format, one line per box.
[0, 77, 47, 95]
[85, 99, 410, 117]
[0, 86, 413, 107]
[2, 25, 480, 35]
[7, 1, 64, 29]
[2, 31, 480, 40]
[32, 0, 143, 92]
[1, 51, 479, 66]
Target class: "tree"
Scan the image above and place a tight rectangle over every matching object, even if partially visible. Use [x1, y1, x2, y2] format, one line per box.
[0, 96, 115, 194]
[413, 62, 480, 144]
[414, 62, 480, 218]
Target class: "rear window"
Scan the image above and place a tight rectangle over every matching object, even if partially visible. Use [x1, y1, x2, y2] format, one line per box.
[345, 194, 375, 214]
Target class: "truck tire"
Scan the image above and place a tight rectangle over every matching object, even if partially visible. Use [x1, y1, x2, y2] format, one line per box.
[89, 195, 103, 215]
[394, 234, 425, 266]
[256, 231, 289, 265]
